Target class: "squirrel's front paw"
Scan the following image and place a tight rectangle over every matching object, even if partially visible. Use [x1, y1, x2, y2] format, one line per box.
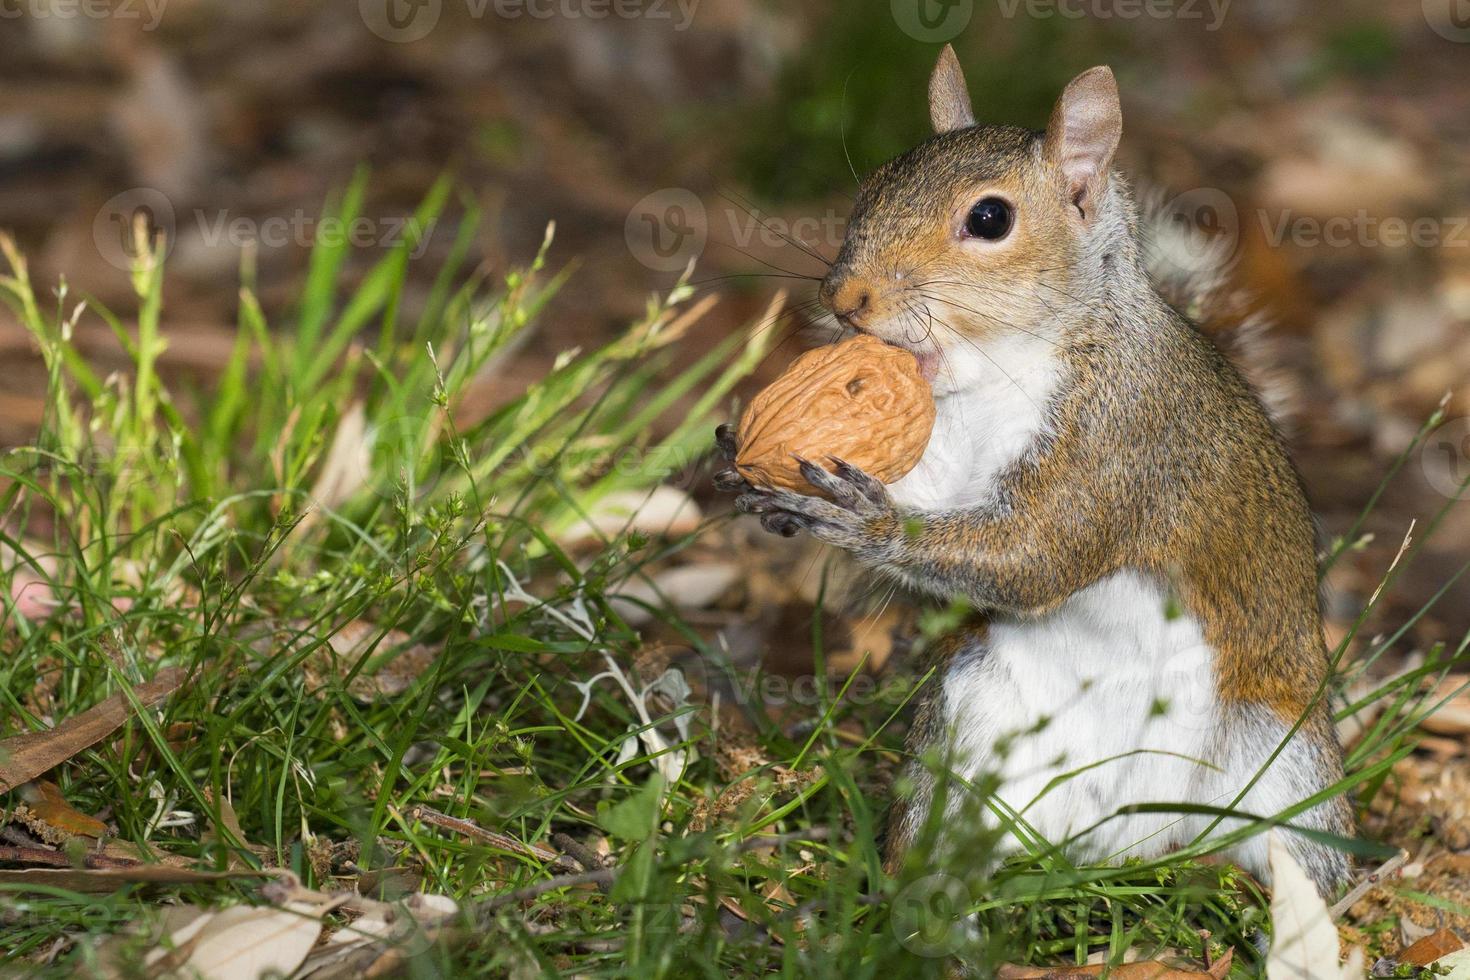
[712, 422, 751, 493]
[735, 456, 900, 553]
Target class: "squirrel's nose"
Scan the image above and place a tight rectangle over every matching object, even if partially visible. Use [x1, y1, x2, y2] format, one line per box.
[821, 277, 873, 328]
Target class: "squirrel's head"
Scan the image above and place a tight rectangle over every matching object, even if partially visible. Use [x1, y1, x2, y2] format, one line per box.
[819, 47, 1126, 394]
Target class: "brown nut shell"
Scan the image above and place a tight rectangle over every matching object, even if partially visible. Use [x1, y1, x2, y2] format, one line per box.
[734, 334, 936, 494]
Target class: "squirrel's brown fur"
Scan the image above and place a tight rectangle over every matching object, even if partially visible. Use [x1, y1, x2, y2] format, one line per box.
[716, 48, 1352, 894]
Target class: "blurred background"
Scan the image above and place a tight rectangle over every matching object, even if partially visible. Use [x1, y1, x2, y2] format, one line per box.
[0, 0, 1466, 653]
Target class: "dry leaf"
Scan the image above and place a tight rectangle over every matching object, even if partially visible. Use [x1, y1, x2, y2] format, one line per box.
[0, 668, 185, 793]
[170, 903, 323, 980]
[294, 892, 458, 979]
[14, 780, 107, 841]
[997, 950, 1231, 978]
[557, 486, 702, 549]
[1398, 928, 1465, 966]
[201, 789, 272, 866]
[1434, 949, 1470, 978]
[827, 604, 905, 675]
[0, 865, 273, 894]
[1266, 833, 1365, 979]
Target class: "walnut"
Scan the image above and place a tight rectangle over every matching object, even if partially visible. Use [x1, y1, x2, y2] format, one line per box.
[734, 334, 935, 493]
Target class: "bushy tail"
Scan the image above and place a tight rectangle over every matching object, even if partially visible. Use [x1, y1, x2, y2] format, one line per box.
[1138, 190, 1299, 430]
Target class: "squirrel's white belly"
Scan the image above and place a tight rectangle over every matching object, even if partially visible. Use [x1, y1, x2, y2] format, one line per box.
[887, 332, 1329, 877]
[889, 331, 1062, 513]
[938, 569, 1314, 878]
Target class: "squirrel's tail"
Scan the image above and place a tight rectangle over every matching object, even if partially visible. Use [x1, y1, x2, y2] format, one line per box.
[1137, 189, 1299, 430]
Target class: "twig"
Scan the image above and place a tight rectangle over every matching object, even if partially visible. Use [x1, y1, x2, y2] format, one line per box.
[409, 805, 578, 872]
[1330, 847, 1408, 919]
[478, 868, 619, 914]
[550, 831, 612, 892]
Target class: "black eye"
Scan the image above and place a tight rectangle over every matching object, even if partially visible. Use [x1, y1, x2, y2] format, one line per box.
[964, 197, 1012, 240]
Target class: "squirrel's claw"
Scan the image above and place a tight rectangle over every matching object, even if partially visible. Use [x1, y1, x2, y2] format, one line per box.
[794, 456, 862, 509]
[713, 467, 749, 492]
[733, 491, 775, 515]
[795, 456, 891, 515]
[737, 483, 899, 553]
[713, 423, 753, 494]
[761, 512, 804, 537]
[715, 422, 739, 462]
[827, 456, 890, 508]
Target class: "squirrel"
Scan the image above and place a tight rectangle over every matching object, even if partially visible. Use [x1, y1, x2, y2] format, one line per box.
[713, 45, 1353, 894]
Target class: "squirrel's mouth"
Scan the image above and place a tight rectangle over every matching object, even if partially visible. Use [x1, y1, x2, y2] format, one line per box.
[842, 325, 943, 384]
[874, 336, 941, 383]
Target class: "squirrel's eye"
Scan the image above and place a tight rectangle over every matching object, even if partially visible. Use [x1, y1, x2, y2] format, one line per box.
[964, 197, 1012, 240]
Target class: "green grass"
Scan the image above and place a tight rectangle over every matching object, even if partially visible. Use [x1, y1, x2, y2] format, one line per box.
[0, 178, 1465, 978]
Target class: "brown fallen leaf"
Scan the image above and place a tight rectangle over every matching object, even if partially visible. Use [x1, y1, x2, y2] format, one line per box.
[996, 950, 1232, 979]
[0, 864, 275, 893]
[0, 844, 124, 869]
[14, 780, 107, 842]
[1398, 927, 1465, 966]
[94, 886, 341, 980]
[199, 788, 272, 868]
[0, 667, 186, 793]
[167, 902, 325, 980]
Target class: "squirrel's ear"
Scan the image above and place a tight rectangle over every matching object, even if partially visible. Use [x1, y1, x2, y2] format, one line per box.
[1043, 66, 1121, 222]
[928, 45, 975, 134]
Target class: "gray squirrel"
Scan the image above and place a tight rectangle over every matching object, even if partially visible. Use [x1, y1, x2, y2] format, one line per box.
[715, 46, 1352, 893]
